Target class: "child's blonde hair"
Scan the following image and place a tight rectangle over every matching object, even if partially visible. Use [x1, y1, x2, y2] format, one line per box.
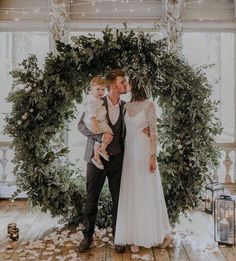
[90, 76, 106, 89]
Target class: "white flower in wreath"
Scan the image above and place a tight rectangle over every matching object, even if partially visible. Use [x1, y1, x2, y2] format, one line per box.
[77, 223, 84, 231]
[29, 108, 34, 113]
[107, 227, 113, 233]
[102, 236, 109, 243]
[178, 144, 182, 149]
[100, 228, 107, 236]
[17, 120, 22, 125]
[21, 113, 28, 120]
[25, 86, 32, 92]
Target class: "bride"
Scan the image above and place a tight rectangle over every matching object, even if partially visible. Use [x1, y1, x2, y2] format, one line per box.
[114, 79, 172, 252]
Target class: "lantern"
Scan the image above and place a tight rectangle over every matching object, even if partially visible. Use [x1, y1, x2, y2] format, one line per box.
[7, 223, 19, 241]
[205, 182, 224, 214]
[214, 195, 235, 245]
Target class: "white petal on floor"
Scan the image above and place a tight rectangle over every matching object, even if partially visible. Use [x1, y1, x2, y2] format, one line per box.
[102, 236, 109, 242]
[142, 254, 154, 261]
[100, 229, 107, 236]
[15, 249, 24, 253]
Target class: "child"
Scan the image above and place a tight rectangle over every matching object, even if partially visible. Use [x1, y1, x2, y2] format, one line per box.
[83, 76, 113, 170]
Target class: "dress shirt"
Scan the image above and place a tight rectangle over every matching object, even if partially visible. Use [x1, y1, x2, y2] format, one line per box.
[107, 96, 121, 125]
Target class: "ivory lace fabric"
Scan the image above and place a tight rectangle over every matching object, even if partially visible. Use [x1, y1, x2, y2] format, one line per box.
[126, 100, 157, 154]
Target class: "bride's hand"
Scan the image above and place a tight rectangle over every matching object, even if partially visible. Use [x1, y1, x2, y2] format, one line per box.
[142, 127, 150, 137]
[149, 154, 157, 173]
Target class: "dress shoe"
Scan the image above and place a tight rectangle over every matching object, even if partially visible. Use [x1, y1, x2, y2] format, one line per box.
[115, 244, 126, 253]
[98, 149, 109, 161]
[78, 237, 93, 252]
[91, 158, 104, 169]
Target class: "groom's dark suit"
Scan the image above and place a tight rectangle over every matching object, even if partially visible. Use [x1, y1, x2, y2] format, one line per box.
[78, 96, 126, 238]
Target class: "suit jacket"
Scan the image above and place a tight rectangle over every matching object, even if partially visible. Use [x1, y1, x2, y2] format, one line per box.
[78, 96, 126, 162]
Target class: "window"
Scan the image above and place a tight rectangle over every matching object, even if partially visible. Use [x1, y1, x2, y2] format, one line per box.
[182, 32, 235, 143]
[0, 32, 49, 185]
[183, 32, 235, 183]
[0, 31, 49, 140]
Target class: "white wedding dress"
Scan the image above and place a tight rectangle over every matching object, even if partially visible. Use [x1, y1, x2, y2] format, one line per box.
[114, 100, 172, 248]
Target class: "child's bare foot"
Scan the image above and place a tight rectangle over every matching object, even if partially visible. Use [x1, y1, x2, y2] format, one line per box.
[91, 158, 104, 169]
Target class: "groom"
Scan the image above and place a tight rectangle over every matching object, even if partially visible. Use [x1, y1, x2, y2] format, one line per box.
[78, 69, 127, 253]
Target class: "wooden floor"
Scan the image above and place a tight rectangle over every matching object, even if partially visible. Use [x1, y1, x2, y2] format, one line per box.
[0, 200, 236, 261]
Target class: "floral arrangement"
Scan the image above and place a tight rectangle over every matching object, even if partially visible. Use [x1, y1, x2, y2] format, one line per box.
[4, 28, 222, 226]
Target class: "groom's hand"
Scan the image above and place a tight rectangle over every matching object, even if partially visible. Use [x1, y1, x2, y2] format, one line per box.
[142, 127, 150, 137]
[102, 132, 113, 144]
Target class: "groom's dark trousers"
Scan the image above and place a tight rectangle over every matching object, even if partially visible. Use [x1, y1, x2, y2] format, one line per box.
[83, 152, 123, 238]
[78, 97, 126, 239]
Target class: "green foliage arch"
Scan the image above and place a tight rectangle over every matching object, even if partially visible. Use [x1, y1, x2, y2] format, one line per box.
[4, 29, 222, 226]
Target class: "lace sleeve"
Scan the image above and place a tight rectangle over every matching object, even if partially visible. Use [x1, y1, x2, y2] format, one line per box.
[146, 101, 158, 155]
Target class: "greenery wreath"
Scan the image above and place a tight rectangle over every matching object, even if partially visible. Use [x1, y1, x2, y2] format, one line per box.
[4, 28, 222, 227]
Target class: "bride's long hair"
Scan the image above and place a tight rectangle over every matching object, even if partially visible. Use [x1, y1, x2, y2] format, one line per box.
[130, 78, 148, 102]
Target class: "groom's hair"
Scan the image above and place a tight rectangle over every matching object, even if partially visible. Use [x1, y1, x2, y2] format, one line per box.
[105, 69, 125, 90]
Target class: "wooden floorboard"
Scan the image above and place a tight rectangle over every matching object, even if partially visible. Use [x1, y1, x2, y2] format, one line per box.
[10, 210, 60, 260]
[176, 211, 226, 261]
[0, 199, 236, 261]
[0, 200, 27, 243]
[106, 244, 123, 261]
[162, 237, 189, 261]
[0, 200, 11, 216]
[122, 245, 155, 261]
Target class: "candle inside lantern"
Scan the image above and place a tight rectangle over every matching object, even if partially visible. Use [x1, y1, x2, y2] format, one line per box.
[220, 218, 230, 242]
[7, 223, 16, 235]
[9, 227, 19, 241]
